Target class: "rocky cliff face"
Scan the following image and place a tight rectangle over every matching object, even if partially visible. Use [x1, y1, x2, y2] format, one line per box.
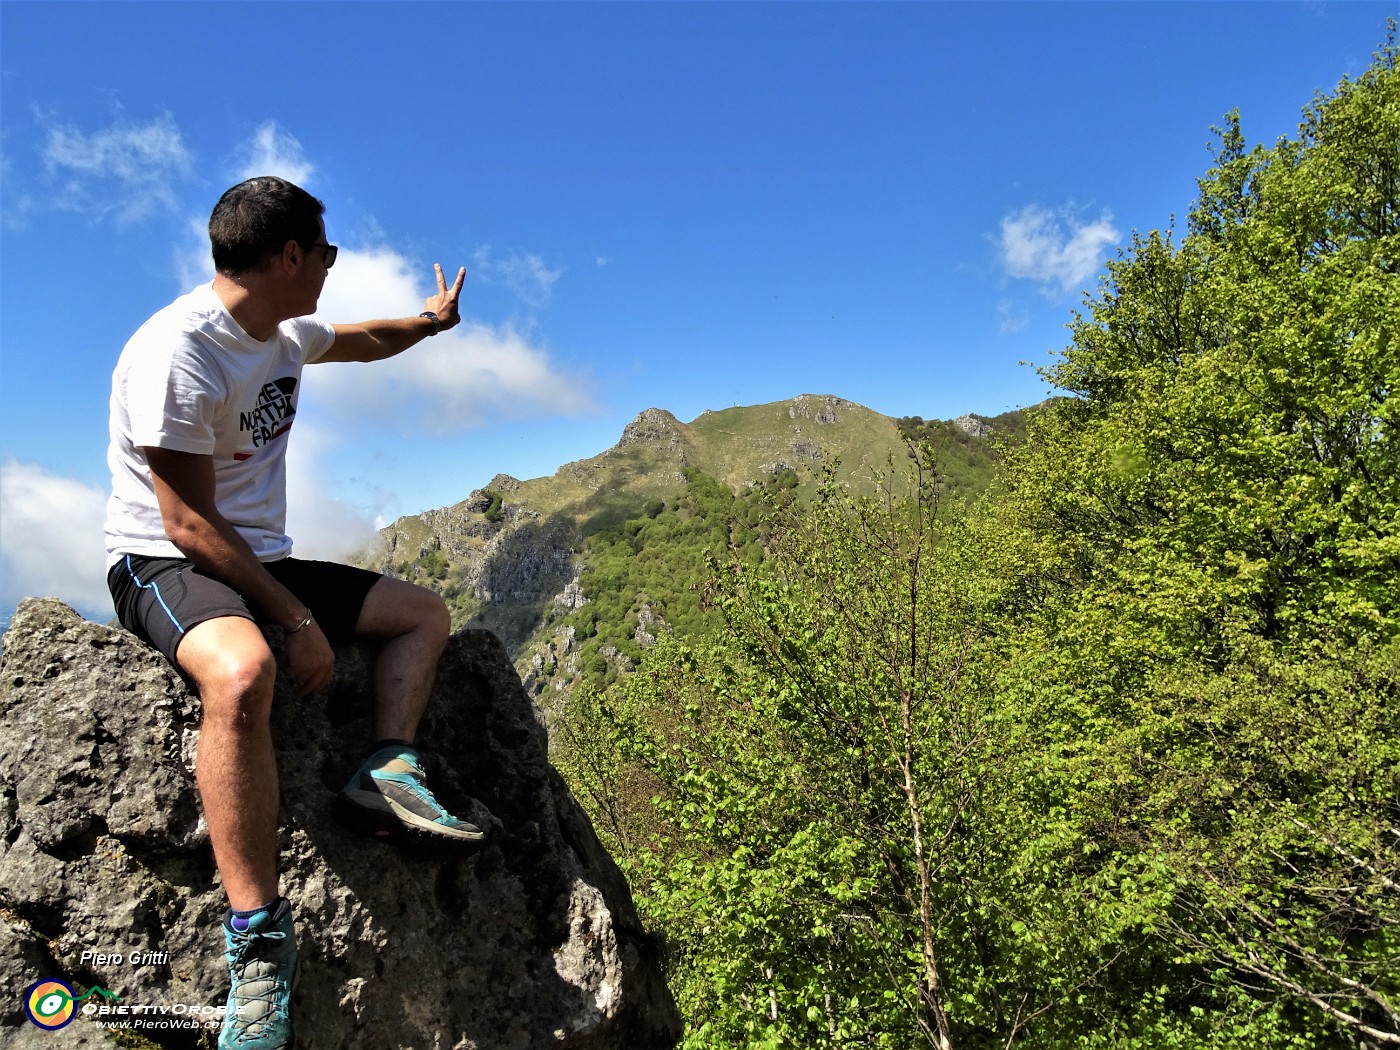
[787, 394, 846, 424]
[0, 599, 680, 1049]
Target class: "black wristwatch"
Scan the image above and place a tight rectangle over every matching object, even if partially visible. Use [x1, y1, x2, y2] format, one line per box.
[419, 311, 442, 335]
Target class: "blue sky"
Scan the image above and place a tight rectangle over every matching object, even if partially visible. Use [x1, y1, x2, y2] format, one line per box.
[1, 1, 1392, 622]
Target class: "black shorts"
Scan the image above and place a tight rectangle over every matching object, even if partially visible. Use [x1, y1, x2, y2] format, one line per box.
[107, 554, 383, 667]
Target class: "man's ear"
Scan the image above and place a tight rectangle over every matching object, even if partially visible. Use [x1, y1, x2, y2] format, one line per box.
[277, 239, 300, 274]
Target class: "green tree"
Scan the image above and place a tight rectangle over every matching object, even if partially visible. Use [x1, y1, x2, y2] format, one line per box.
[592, 457, 1207, 1048]
[612, 456, 1010, 1048]
[1001, 30, 1400, 1043]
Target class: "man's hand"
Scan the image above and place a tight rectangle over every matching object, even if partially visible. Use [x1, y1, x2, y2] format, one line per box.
[285, 620, 335, 697]
[322, 263, 467, 364]
[423, 263, 466, 332]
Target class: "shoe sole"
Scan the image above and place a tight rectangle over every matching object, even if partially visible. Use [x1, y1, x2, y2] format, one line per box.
[332, 792, 488, 859]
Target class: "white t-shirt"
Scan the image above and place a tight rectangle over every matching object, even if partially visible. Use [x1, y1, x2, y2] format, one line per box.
[105, 283, 336, 565]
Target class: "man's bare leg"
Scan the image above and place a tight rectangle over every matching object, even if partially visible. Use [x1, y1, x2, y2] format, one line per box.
[353, 576, 452, 742]
[176, 615, 280, 912]
[336, 576, 483, 846]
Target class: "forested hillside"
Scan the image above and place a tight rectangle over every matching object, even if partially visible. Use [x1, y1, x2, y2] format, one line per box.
[552, 36, 1399, 1048]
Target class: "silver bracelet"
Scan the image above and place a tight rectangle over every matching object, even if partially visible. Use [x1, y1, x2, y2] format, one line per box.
[286, 611, 314, 635]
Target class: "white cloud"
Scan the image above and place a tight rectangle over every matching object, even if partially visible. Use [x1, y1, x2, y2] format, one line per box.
[306, 246, 595, 431]
[999, 204, 1119, 296]
[0, 460, 112, 621]
[0, 132, 38, 229]
[174, 216, 216, 290]
[996, 299, 1030, 335]
[283, 425, 383, 561]
[41, 111, 193, 223]
[471, 245, 563, 308]
[235, 122, 314, 186]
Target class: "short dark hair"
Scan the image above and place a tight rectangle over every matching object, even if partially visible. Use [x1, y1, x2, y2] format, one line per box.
[208, 177, 326, 276]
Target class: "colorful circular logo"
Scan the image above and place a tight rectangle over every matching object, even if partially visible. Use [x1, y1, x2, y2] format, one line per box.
[25, 979, 77, 1030]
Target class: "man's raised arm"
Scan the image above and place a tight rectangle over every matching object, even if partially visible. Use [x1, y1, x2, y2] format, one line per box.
[318, 263, 466, 364]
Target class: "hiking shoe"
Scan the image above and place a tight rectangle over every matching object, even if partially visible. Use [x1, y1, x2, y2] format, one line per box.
[219, 898, 296, 1050]
[334, 745, 486, 851]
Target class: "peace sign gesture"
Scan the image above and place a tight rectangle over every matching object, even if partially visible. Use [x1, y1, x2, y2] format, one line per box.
[422, 263, 466, 333]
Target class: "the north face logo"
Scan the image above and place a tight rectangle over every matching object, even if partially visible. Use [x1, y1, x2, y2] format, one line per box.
[235, 377, 297, 458]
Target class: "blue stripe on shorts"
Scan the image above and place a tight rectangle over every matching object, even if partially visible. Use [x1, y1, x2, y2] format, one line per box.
[124, 554, 186, 636]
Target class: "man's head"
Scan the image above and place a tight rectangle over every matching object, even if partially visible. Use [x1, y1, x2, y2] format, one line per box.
[209, 177, 327, 276]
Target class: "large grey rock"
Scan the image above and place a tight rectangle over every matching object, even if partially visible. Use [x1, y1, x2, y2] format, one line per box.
[0, 598, 680, 1049]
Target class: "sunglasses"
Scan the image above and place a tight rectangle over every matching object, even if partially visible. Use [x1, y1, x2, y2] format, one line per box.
[303, 241, 338, 269]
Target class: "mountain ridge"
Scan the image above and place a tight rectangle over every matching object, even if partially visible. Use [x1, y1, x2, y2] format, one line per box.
[355, 392, 1034, 700]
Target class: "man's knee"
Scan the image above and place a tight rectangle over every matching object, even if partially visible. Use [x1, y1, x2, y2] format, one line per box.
[178, 618, 277, 725]
[208, 648, 277, 699]
[357, 576, 452, 643]
[418, 587, 451, 641]
[404, 584, 451, 652]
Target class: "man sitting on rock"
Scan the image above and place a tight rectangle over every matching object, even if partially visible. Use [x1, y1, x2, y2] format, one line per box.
[103, 176, 484, 1050]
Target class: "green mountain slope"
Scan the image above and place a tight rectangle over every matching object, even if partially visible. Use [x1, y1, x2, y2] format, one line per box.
[357, 393, 1033, 701]
[485, 394, 915, 528]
